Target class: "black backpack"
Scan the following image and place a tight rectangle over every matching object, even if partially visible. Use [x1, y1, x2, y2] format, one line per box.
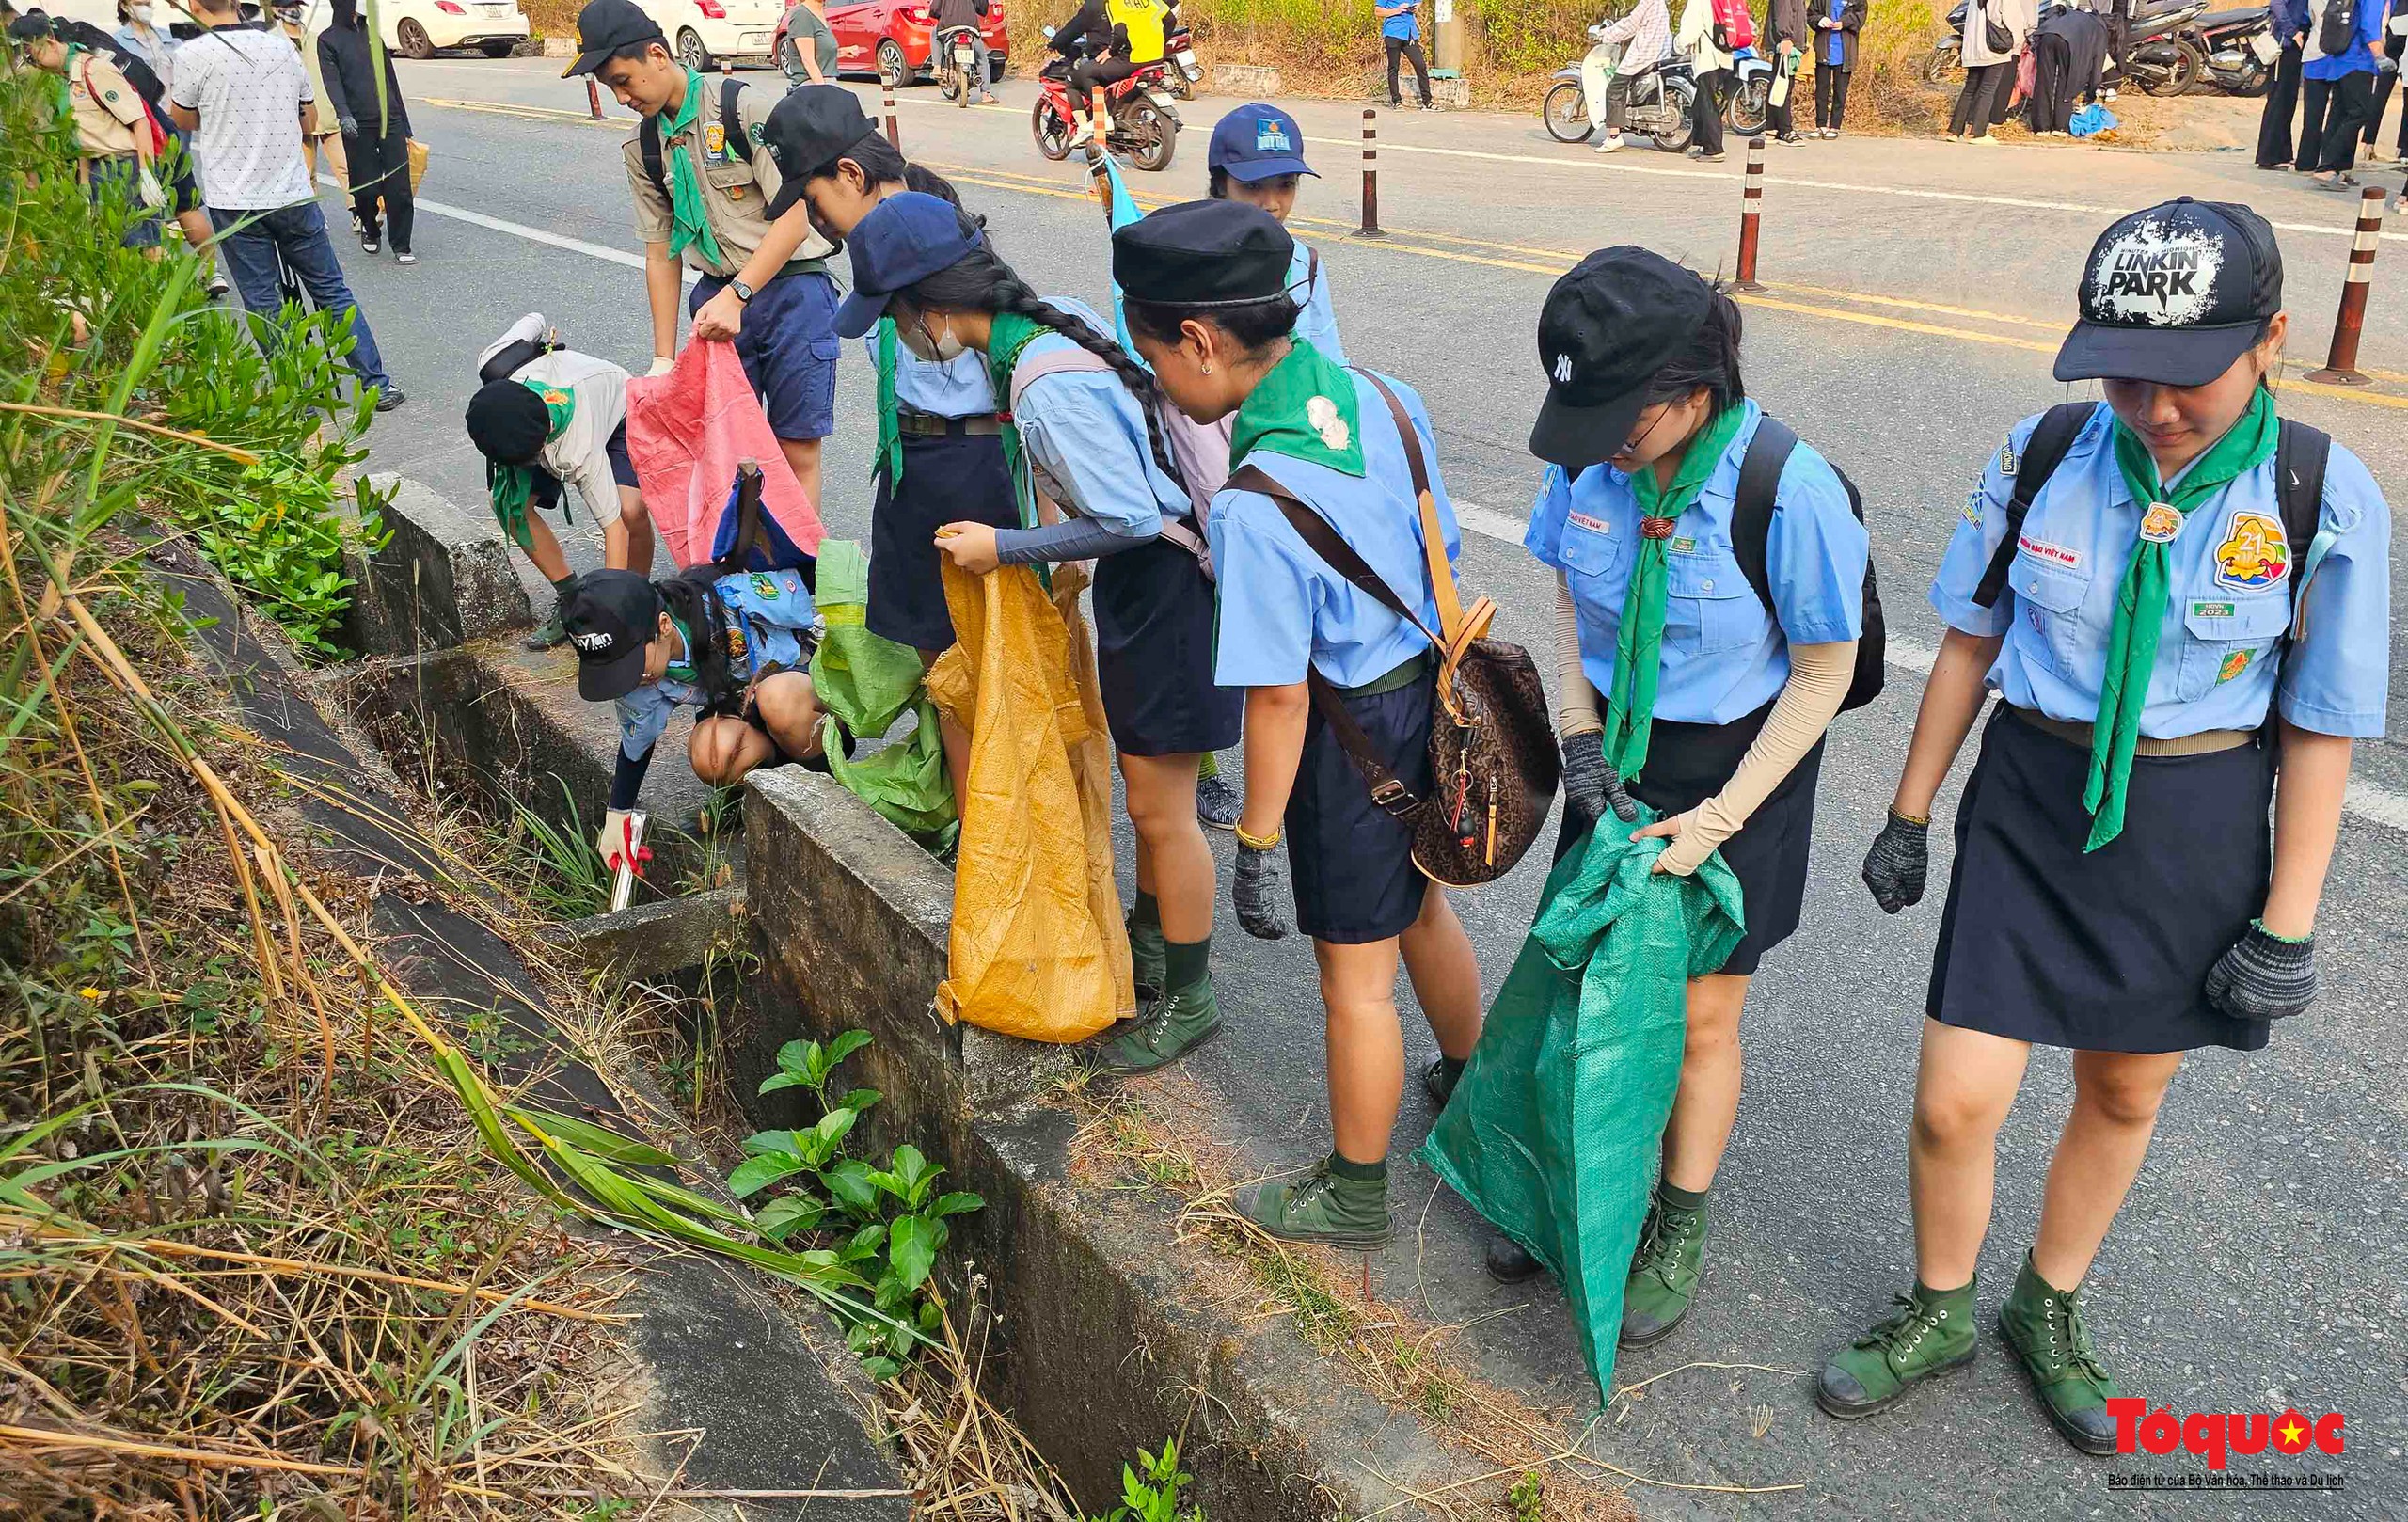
[639, 74, 751, 199]
[2318, 0, 2357, 59]
[1729, 415, 1887, 712]
[1967, 400, 2329, 620]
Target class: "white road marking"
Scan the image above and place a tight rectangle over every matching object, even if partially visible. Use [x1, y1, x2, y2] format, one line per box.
[315, 175, 698, 282]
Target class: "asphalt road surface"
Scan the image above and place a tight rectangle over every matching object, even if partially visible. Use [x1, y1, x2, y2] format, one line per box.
[335, 61, 2405, 1519]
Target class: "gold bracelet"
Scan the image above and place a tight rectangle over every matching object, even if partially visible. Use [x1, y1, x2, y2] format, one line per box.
[1234, 823, 1282, 852]
[1890, 805, 1931, 828]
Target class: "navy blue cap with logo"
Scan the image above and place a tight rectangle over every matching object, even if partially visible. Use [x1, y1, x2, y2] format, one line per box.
[832, 191, 985, 339]
[1208, 102, 1315, 183]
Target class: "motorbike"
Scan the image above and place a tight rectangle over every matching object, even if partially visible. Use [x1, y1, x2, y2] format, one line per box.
[1719, 48, 1775, 136]
[1925, 0, 2207, 95]
[1164, 23, 1202, 100]
[936, 24, 983, 104]
[1542, 32, 1698, 152]
[1032, 27, 1183, 171]
[2187, 5, 2275, 96]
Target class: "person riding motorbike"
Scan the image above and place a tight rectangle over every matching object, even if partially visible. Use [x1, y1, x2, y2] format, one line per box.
[931, 0, 996, 103]
[1582, 0, 1671, 151]
[1052, 0, 1174, 147]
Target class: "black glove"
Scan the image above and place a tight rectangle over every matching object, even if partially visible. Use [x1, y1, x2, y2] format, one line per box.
[1861, 809, 1928, 914]
[1232, 841, 1289, 942]
[337, 113, 359, 137]
[1560, 730, 1639, 827]
[2203, 921, 2317, 1021]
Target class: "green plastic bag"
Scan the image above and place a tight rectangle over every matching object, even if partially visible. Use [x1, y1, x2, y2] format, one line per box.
[1418, 807, 1744, 1403]
[807, 541, 958, 851]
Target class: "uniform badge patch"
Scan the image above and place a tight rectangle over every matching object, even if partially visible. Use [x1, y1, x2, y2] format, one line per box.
[726, 626, 749, 661]
[1961, 487, 1986, 526]
[1670, 535, 1698, 554]
[2217, 649, 2252, 684]
[752, 574, 779, 599]
[1305, 395, 1349, 453]
[2213, 508, 2289, 592]
[2137, 502, 2183, 543]
[1568, 511, 1612, 535]
[2017, 533, 2082, 569]
[2192, 600, 2235, 619]
[1998, 442, 2019, 477]
[705, 121, 727, 157]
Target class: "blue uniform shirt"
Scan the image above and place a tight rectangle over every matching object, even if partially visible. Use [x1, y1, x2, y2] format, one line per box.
[1210, 370, 1461, 688]
[2305, 0, 2383, 77]
[867, 330, 997, 419]
[1821, 0, 1846, 64]
[1012, 295, 1191, 536]
[1287, 244, 1346, 365]
[1378, 0, 1419, 40]
[615, 567, 819, 761]
[1929, 404, 2391, 738]
[1526, 400, 1868, 724]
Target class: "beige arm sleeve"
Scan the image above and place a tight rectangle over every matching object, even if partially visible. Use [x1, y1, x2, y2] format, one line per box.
[1555, 572, 1603, 737]
[1655, 639, 1856, 876]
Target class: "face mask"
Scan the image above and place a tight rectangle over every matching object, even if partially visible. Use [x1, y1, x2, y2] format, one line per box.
[906, 313, 965, 363]
[130, 5, 154, 22]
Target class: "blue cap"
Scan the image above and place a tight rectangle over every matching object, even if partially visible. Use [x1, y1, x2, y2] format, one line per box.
[1208, 103, 1315, 183]
[832, 192, 983, 339]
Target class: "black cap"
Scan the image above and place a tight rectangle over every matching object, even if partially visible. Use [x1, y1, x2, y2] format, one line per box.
[1111, 199, 1294, 306]
[760, 86, 879, 222]
[562, 0, 663, 78]
[1529, 246, 1713, 469]
[561, 569, 661, 701]
[464, 379, 548, 465]
[2055, 198, 2283, 388]
[6, 8, 54, 39]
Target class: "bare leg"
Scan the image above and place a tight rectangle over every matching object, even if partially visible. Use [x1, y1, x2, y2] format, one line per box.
[604, 486, 656, 575]
[1399, 887, 1481, 1061]
[1314, 933, 1406, 1164]
[750, 671, 827, 761]
[777, 436, 823, 519]
[1658, 972, 1751, 1192]
[2029, 1050, 2183, 1289]
[1117, 751, 1212, 943]
[688, 715, 779, 787]
[1908, 1018, 2033, 1290]
[917, 646, 973, 807]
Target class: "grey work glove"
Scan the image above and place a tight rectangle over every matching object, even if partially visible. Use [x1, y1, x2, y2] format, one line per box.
[337, 112, 359, 137]
[1560, 729, 1639, 827]
[1232, 841, 1289, 942]
[2203, 921, 2317, 1021]
[1861, 809, 1929, 914]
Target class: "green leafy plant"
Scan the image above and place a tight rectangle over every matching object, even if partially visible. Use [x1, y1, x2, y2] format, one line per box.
[1093, 1440, 1202, 1522]
[502, 779, 611, 919]
[1509, 1469, 1545, 1522]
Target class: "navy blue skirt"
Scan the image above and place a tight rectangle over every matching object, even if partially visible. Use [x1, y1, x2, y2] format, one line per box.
[1091, 532, 1242, 758]
[866, 427, 1016, 654]
[1287, 669, 1435, 944]
[1928, 706, 2275, 1054]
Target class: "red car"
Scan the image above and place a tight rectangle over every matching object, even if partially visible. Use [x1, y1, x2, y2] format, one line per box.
[807, 0, 1008, 89]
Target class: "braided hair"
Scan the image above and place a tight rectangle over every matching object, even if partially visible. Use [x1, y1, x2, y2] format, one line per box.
[900, 235, 1187, 492]
[655, 574, 743, 713]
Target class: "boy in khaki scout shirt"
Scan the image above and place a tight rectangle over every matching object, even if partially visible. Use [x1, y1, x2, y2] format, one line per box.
[9, 10, 161, 249]
[566, 0, 840, 516]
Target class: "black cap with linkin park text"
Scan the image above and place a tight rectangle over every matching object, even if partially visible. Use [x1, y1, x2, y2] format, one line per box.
[562, 0, 664, 79]
[560, 569, 661, 702]
[2055, 198, 2283, 388]
[761, 86, 879, 222]
[1529, 246, 1714, 470]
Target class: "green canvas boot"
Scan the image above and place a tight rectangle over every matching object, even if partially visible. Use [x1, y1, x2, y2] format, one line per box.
[1235, 1155, 1391, 1248]
[522, 605, 569, 651]
[1998, 1254, 2122, 1455]
[1815, 1278, 1978, 1419]
[1090, 975, 1222, 1075]
[1421, 1055, 1465, 1111]
[1619, 1189, 1709, 1348]
[1126, 895, 1165, 1002]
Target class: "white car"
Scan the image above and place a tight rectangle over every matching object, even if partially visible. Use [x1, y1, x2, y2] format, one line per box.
[634, 0, 784, 70]
[378, 0, 530, 57]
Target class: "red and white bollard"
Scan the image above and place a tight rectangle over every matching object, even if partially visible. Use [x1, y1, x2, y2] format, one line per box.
[1735, 135, 1767, 293]
[2305, 184, 2385, 386]
[586, 76, 604, 119]
[884, 84, 900, 147]
[1354, 108, 1384, 239]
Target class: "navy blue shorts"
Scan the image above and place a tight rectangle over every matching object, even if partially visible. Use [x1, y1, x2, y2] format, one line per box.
[605, 419, 640, 489]
[87, 156, 160, 248]
[868, 427, 1015, 653]
[1287, 669, 1435, 945]
[692, 267, 838, 442]
[1091, 532, 1243, 758]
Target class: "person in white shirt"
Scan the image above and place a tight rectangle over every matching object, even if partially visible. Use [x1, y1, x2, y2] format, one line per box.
[168, 0, 399, 409]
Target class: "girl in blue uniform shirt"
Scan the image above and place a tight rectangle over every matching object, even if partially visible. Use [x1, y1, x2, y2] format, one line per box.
[1517, 248, 1868, 1338]
[758, 86, 1015, 801]
[833, 191, 1241, 1075]
[1205, 103, 1345, 364]
[1823, 199, 2388, 1454]
[1119, 198, 1485, 1247]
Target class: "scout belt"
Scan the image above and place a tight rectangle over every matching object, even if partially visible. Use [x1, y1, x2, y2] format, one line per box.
[896, 412, 1005, 438]
[2005, 706, 2254, 756]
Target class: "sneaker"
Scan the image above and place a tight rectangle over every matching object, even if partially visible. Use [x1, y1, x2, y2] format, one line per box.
[1090, 975, 1222, 1074]
[2099, 87, 2118, 101]
[1972, 133, 2001, 145]
[1196, 771, 1241, 831]
[1485, 1233, 1543, 1284]
[1816, 1278, 1979, 1419]
[1822, 127, 1839, 138]
[522, 607, 570, 651]
[1594, 134, 1624, 152]
[1619, 1190, 1708, 1347]
[1126, 908, 1164, 1004]
[372, 386, 405, 413]
[395, 251, 417, 265]
[1068, 119, 1095, 148]
[1697, 150, 1727, 162]
[1997, 1254, 2122, 1454]
[206, 271, 230, 298]
[1775, 132, 1802, 143]
[1420, 1054, 1464, 1110]
[360, 235, 379, 254]
[1235, 1157, 1391, 1248]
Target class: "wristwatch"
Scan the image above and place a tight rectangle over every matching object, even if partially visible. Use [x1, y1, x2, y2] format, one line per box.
[730, 278, 755, 304]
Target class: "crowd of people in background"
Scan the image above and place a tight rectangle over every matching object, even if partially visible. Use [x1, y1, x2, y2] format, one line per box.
[2256, 0, 2408, 208]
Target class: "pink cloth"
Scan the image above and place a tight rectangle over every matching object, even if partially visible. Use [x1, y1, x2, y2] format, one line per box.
[624, 340, 824, 569]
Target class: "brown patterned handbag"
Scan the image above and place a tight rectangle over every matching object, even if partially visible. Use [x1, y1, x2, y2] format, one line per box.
[1228, 373, 1560, 887]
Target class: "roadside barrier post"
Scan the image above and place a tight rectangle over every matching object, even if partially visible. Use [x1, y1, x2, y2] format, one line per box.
[2305, 184, 2384, 386]
[884, 84, 900, 147]
[585, 77, 604, 119]
[1354, 108, 1384, 239]
[1735, 135, 1767, 293]
[1090, 85, 1110, 139]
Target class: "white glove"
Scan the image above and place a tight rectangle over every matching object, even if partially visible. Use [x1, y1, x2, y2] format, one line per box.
[646, 355, 675, 378]
[596, 808, 639, 868]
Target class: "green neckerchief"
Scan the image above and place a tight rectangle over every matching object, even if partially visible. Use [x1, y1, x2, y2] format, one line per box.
[2083, 387, 2277, 851]
[874, 317, 904, 491]
[1228, 338, 1365, 478]
[986, 309, 1046, 529]
[664, 608, 697, 686]
[484, 379, 577, 552]
[660, 69, 726, 269]
[1599, 403, 1751, 780]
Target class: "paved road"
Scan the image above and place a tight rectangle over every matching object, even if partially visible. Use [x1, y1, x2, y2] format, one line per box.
[338, 62, 2405, 1519]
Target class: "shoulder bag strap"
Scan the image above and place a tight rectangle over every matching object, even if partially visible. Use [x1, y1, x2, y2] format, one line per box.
[720, 75, 746, 156]
[1349, 368, 1464, 642]
[640, 114, 667, 198]
[2273, 418, 2330, 637]
[1972, 399, 2097, 610]
[1730, 412, 1798, 620]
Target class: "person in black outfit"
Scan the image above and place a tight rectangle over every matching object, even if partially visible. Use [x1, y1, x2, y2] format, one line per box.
[2257, 0, 2308, 166]
[317, 0, 413, 261]
[1761, 0, 1808, 141]
[1811, 0, 1865, 135]
[1052, 0, 1171, 144]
